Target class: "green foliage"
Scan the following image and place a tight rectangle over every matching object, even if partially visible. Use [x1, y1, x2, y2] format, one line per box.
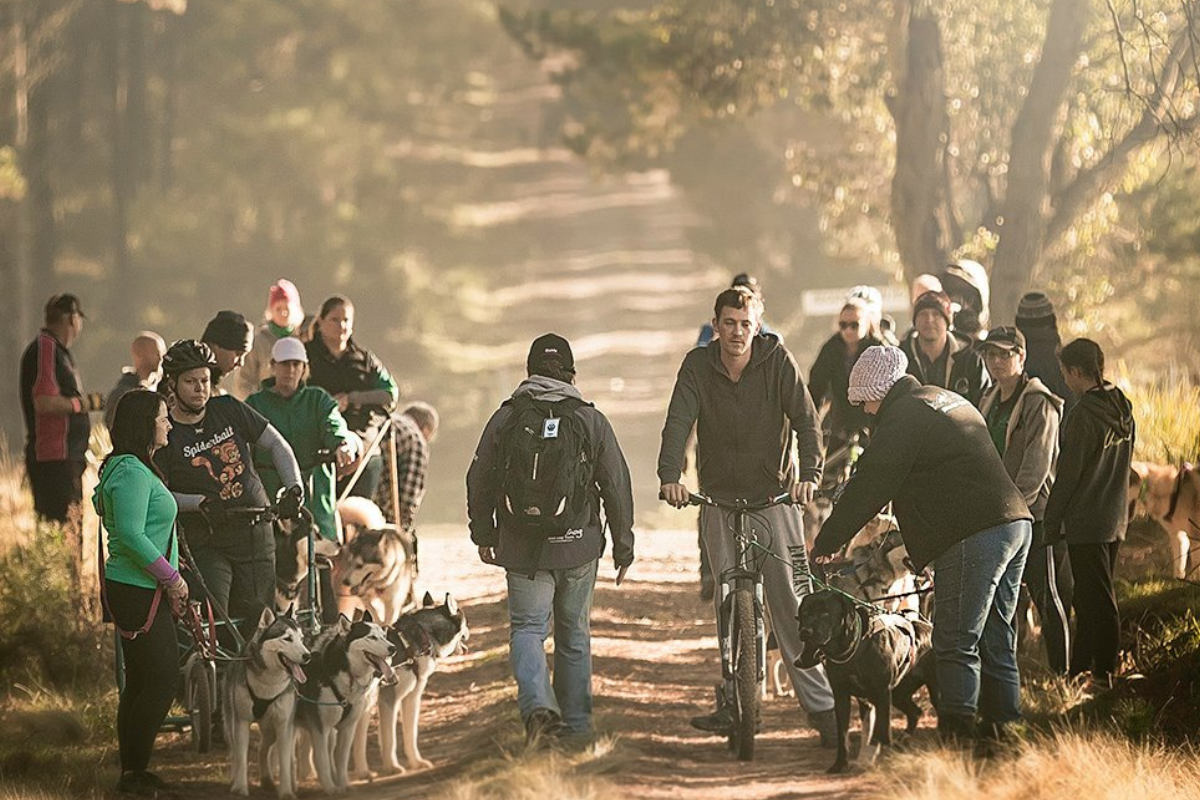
[0, 526, 109, 689]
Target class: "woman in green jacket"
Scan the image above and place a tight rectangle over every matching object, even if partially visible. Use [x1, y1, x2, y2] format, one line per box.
[246, 337, 357, 542]
[94, 389, 187, 795]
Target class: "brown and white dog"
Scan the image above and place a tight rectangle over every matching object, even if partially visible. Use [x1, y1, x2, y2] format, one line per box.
[335, 497, 417, 625]
[1130, 462, 1200, 579]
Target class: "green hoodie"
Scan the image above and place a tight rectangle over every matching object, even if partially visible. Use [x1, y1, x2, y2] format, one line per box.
[93, 455, 178, 589]
[246, 382, 351, 541]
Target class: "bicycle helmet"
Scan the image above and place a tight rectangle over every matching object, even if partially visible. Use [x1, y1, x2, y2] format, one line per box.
[162, 339, 218, 377]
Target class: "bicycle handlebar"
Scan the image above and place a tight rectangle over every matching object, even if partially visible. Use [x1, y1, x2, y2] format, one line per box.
[662, 491, 794, 511]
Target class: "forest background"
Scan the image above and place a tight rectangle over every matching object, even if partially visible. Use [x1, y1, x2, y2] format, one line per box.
[2, 0, 1199, 524]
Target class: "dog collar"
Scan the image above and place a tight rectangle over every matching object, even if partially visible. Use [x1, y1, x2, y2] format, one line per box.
[822, 607, 866, 664]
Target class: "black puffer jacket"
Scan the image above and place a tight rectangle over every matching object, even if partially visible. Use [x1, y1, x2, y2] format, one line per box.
[812, 376, 1031, 571]
[1043, 383, 1135, 544]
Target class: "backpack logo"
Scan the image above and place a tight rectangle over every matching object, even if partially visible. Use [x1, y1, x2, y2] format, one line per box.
[498, 396, 593, 539]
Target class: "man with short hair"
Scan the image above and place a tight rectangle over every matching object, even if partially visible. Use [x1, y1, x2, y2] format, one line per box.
[978, 326, 1070, 674]
[899, 290, 990, 406]
[659, 286, 836, 744]
[467, 334, 634, 747]
[105, 331, 167, 429]
[201, 310, 254, 393]
[20, 293, 99, 523]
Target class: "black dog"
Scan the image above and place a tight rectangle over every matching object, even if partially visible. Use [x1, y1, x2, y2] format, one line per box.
[795, 589, 936, 773]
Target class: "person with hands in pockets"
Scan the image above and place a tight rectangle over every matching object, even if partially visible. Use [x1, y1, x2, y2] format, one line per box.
[95, 389, 188, 796]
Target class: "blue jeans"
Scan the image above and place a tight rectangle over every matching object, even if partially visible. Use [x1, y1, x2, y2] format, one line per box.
[932, 520, 1032, 725]
[506, 561, 598, 734]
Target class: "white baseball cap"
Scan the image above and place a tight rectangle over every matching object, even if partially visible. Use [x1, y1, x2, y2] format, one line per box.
[271, 337, 308, 363]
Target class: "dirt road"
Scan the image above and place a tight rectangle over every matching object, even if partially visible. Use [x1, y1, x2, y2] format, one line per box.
[158, 528, 876, 799]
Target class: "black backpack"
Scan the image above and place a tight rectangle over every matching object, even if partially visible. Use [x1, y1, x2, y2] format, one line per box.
[496, 394, 594, 538]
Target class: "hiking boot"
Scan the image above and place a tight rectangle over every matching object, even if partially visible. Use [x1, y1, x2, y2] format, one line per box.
[690, 704, 734, 734]
[525, 707, 563, 749]
[808, 709, 837, 749]
[936, 712, 977, 747]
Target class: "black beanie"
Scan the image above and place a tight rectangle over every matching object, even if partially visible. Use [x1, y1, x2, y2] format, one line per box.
[202, 310, 253, 352]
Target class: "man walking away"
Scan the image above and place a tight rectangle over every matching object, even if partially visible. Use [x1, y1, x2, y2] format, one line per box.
[467, 334, 634, 747]
[978, 327, 1070, 674]
[20, 294, 99, 523]
[659, 286, 837, 746]
[105, 332, 167, 429]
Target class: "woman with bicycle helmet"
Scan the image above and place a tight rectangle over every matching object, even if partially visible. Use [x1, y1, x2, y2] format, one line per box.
[94, 389, 185, 795]
[155, 339, 304, 631]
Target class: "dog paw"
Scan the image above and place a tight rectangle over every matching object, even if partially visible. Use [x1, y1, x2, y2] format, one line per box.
[232, 786, 250, 797]
[348, 769, 376, 782]
[406, 758, 434, 770]
[379, 763, 406, 776]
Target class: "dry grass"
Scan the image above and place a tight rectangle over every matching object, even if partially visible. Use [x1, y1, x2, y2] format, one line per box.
[432, 738, 623, 800]
[866, 730, 1200, 800]
[0, 446, 36, 555]
[1124, 378, 1200, 464]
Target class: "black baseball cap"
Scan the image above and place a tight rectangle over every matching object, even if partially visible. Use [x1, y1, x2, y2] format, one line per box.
[527, 333, 575, 376]
[980, 326, 1026, 353]
[45, 293, 85, 321]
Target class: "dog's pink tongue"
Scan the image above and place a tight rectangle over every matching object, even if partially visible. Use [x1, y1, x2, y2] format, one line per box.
[371, 654, 396, 682]
[289, 661, 307, 684]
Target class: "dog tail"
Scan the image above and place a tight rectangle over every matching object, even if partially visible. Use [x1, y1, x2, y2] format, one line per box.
[338, 496, 388, 532]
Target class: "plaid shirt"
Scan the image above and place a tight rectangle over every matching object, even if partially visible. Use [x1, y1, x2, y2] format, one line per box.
[378, 413, 429, 529]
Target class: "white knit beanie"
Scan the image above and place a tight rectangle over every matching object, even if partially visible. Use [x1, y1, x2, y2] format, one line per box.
[847, 346, 908, 404]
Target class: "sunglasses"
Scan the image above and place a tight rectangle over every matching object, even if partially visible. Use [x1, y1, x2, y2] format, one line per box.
[838, 321, 861, 330]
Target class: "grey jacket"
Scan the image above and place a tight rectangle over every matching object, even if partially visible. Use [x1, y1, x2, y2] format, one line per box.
[466, 376, 635, 574]
[978, 376, 1063, 521]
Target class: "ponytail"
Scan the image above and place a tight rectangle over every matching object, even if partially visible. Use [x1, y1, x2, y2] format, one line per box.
[1059, 338, 1105, 384]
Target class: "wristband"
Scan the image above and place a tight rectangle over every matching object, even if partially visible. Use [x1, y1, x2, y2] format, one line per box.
[145, 556, 180, 585]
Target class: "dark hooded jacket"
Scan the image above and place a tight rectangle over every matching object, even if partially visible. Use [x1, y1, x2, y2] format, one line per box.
[899, 329, 991, 407]
[658, 335, 824, 498]
[1043, 383, 1135, 544]
[1016, 321, 1075, 408]
[467, 376, 635, 574]
[809, 332, 883, 446]
[812, 376, 1031, 571]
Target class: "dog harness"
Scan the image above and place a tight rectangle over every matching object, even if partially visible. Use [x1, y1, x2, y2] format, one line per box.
[247, 681, 294, 721]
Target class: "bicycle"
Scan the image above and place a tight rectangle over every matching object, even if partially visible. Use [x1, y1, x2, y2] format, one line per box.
[671, 490, 801, 761]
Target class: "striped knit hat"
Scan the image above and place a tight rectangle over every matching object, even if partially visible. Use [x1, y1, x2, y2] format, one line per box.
[848, 346, 909, 404]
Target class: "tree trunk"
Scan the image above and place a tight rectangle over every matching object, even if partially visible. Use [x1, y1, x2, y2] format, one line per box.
[887, 1, 949, 284]
[107, 0, 132, 320]
[989, 0, 1090, 323]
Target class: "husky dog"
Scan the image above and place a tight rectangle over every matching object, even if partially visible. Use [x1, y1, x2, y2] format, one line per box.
[335, 497, 416, 625]
[350, 592, 470, 777]
[827, 515, 925, 615]
[224, 607, 311, 800]
[296, 611, 395, 793]
[274, 513, 340, 613]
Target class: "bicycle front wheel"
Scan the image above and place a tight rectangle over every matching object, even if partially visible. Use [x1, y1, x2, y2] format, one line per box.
[730, 587, 760, 761]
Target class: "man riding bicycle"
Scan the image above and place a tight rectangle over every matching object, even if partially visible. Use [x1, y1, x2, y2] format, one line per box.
[155, 339, 305, 631]
[658, 286, 836, 745]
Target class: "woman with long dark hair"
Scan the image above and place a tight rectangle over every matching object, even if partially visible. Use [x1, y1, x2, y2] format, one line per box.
[305, 295, 398, 500]
[1044, 338, 1135, 688]
[93, 389, 186, 794]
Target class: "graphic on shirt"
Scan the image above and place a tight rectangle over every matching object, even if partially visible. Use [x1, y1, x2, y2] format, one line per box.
[188, 431, 247, 501]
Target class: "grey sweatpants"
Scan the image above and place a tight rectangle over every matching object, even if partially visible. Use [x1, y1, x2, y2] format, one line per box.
[700, 503, 835, 714]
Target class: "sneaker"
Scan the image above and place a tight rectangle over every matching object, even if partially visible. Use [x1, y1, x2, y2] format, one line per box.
[807, 709, 837, 749]
[525, 707, 563, 748]
[690, 704, 734, 734]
